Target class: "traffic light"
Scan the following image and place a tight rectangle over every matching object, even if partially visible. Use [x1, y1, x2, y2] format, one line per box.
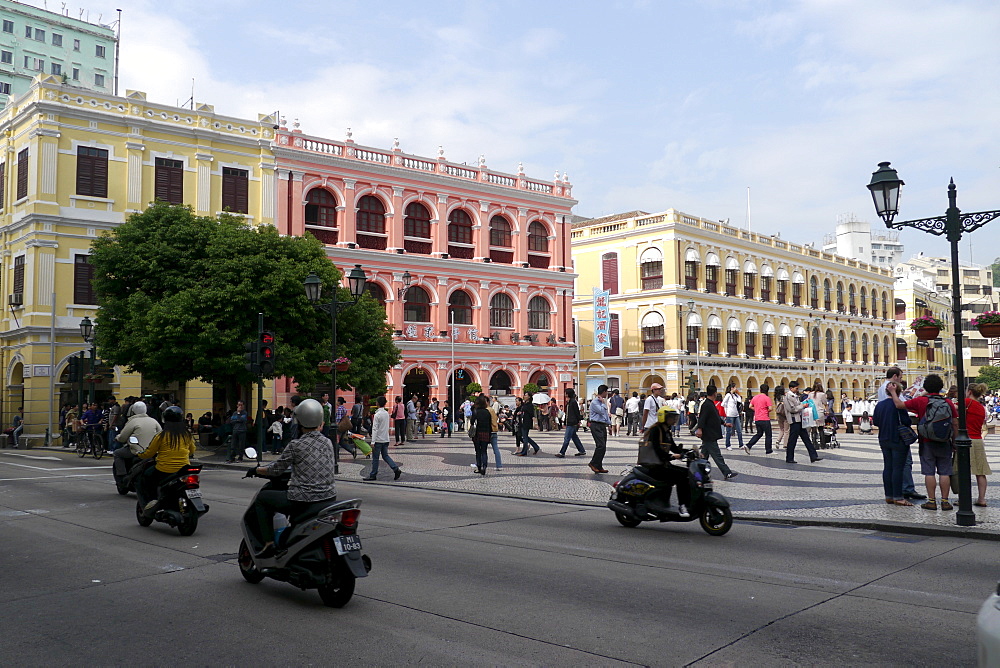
[258, 331, 276, 376]
[244, 340, 258, 374]
[67, 354, 81, 383]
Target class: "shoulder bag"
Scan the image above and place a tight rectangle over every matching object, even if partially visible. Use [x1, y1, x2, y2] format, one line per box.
[897, 409, 917, 445]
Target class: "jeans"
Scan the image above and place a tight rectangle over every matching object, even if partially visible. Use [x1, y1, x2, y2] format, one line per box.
[902, 447, 916, 495]
[880, 441, 908, 499]
[519, 426, 539, 454]
[724, 416, 744, 449]
[369, 441, 397, 477]
[745, 420, 772, 453]
[786, 421, 818, 462]
[560, 424, 585, 455]
[589, 422, 608, 469]
[107, 427, 118, 452]
[229, 431, 247, 461]
[394, 419, 407, 443]
[700, 439, 732, 477]
[490, 432, 503, 469]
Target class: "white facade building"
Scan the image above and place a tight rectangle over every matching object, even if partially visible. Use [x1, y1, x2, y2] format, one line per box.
[822, 216, 905, 268]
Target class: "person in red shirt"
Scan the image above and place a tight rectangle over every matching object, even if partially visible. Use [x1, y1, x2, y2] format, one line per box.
[743, 383, 774, 454]
[965, 383, 992, 506]
[888, 374, 957, 511]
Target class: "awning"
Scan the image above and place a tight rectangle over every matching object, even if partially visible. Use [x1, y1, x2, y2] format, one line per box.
[777, 267, 790, 281]
[763, 321, 776, 335]
[896, 337, 907, 345]
[794, 325, 807, 338]
[707, 314, 722, 329]
[745, 320, 759, 333]
[705, 252, 721, 266]
[685, 311, 702, 327]
[743, 260, 758, 274]
[792, 271, 805, 284]
[641, 311, 665, 327]
[685, 247, 700, 262]
[761, 265, 774, 278]
[778, 323, 791, 337]
[726, 256, 739, 270]
[727, 318, 742, 332]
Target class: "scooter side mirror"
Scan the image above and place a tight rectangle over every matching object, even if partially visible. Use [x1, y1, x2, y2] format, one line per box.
[245, 447, 258, 459]
[129, 436, 139, 445]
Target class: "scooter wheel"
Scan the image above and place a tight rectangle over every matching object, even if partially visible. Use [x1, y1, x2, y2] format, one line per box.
[699, 506, 733, 536]
[238, 539, 264, 584]
[115, 479, 129, 496]
[318, 572, 356, 608]
[135, 501, 153, 527]
[615, 511, 642, 528]
[177, 512, 198, 537]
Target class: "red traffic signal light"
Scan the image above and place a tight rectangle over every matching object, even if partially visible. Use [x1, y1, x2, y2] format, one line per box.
[258, 331, 276, 375]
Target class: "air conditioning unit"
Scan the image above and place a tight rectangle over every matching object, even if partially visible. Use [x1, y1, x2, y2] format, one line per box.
[8, 293, 22, 306]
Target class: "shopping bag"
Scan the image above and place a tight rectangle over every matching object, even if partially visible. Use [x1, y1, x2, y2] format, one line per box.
[351, 435, 372, 456]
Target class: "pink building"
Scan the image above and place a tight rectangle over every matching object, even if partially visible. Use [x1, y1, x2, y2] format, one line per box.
[272, 123, 578, 405]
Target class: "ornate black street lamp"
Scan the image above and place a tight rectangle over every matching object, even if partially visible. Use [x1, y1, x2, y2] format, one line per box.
[79, 316, 96, 405]
[867, 162, 1000, 527]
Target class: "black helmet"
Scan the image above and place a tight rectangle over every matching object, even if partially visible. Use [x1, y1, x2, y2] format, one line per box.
[162, 405, 184, 422]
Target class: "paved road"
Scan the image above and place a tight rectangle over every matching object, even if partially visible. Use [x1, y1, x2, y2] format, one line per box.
[0, 449, 992, 666]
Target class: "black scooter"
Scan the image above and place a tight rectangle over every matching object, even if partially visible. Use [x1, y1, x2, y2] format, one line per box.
[129, 433, 208, 536]
[607, 450, 733, 536]
[113, 438, 141, 495]
[238, 448, 371, 608]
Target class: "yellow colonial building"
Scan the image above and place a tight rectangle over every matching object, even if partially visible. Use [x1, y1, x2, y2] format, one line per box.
[1, 74, 276, 442]
[891, 260, 955, 387]
[571, 209, 896, 401]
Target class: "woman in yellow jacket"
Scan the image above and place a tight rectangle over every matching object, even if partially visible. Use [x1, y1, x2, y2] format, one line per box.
[138, 405, 197, 516]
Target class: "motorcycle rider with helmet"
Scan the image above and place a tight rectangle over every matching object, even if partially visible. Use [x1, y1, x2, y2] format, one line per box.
[113, 401, 162, 480]
[246, 398, 337, 558]
[137, 405, 196, 516]
[642, 405, 692, 518]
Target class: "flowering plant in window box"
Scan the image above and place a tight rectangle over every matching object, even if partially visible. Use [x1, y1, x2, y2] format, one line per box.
[317, 360, 334, 374]
[333, 356, 351, 372]
[910, 315, 944, 340]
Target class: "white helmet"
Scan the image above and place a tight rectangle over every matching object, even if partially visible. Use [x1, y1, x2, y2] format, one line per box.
[129, 401, 147, 417]
[294, 398, 325, 429]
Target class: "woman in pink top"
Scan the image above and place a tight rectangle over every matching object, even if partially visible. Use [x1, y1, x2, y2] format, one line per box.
[743, 383, 774, 454]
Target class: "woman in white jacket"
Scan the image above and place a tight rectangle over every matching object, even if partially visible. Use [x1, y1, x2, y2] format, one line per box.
[721, 384, 745, 450]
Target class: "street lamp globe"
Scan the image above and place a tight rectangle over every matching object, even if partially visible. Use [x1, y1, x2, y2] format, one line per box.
[79, 316, 93, 342]
[402, 271, 412, 288]
[303, 272, 322, 304]
[347, 264, 368, 300]
[867, 161, 904, 226]
[687, 297, 696, 312]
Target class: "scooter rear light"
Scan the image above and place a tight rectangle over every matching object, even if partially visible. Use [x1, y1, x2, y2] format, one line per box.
[612, 480, 619, 488]
[339, 508, 360, 531]
[183, 474, 200, 487]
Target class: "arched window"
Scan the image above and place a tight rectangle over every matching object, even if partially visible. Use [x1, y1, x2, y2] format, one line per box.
[684, 248, 700, 290]
[705, 253, 720, 293]
[356, 195, 385, 233]
[366, 282, 386, 311]
[448, 209, 474, 258]
[641, 247, 664, 290]
[489, 215, 512, 247]
[794, 325, 806, 358]
[836, 281, 845, 311]
[403, 285, 430, 322]
[527, 221, 549, 252]
[873, 334, 880, 363]
[356, 195, 387, 250]
[725, 257, 739, 294]
[881, 291, 889, 319]
[848, 284, 857, 314]
[745, 320, 758, 356]
[884, 337, 891, 363]
[528, 295, 551, 330]
[778, 323, 791, 358]
[810, 275, 819, 308]
[871, 290, 879, 318]
[305, 189, 337, 226]
[448, 290, 473, 325]
[861, 333, 869, 362]
[838, 331, 846, 360]
[727, 318, 741, 356]
[640, 311, 666, 354]
[811, 326, 821, 359]
[490, 292, 514, 328]
[823, 278, 832, 310]
[404, 202, 431, 238]
[792, 272, 804, 306]
[762, 321, 775, 357]
[825, 329, 834, 361]
[677, 311, 694, 355]
[860, 286, 869, 316]
[850, 332, 858, 360]
[743, 261, 757, 299]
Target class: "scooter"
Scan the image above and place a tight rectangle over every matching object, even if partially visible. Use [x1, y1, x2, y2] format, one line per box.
[113, 437, 141, 495]
[131, 436, 208, 536]
[607, 450, 733, 536]
[238, 448, 371, 608]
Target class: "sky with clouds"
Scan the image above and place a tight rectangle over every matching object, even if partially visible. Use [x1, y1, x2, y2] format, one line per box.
[39, 0, 1000, 264]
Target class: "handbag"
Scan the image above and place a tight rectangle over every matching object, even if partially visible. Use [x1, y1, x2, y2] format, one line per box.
[637, 435, 664, 466]
[467, 418, 476, 439]
[897, 409, 917, 445]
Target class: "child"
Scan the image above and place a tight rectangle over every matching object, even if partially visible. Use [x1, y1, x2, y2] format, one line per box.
[842, 404, 854, 433]
[859, 410, 873, 435]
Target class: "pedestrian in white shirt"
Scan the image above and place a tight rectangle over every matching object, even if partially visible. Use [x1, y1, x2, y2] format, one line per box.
[721, 385, 745, 450]
[641, 384, 667, 432]
[624, 392, 641, 436]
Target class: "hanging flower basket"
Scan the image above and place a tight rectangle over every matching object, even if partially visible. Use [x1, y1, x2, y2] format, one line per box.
[913, 326, 940, 341]
[334, 356, 351, 372]
[317, 361, 334, 374]
[83, 373, 103, 383]
[972, 312, 1000, 338]
[910, 315, 943, 340]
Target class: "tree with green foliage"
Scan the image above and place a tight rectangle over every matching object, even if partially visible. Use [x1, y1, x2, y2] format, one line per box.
[464, 382, 482, 397]
[90, 202, 399, 395]
[522, 382, 540, 395]
[975, 365, 1000, 392]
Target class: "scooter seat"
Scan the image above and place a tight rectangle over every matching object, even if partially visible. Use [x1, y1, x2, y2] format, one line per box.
[287, 498, 340, 526]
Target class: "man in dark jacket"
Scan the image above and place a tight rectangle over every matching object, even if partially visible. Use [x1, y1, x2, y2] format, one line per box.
[556, 387, 586, 457]
[695, 384, 737, 480]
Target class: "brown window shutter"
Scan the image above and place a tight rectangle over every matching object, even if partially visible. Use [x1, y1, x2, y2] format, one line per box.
[0, 162, 5, 209]
[602, 253, 618, 294]
[16, 148, 27, 200]
[12, 255, 24, 295]
[76, 147, 108, 197]
[74, 255, 97, 304]
[222, 167, 249, 213]
[154, 158, 184, 204]
[604, 313, 620, 357]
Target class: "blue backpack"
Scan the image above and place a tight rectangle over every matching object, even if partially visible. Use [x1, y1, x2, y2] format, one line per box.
[917, 396, 953, 443]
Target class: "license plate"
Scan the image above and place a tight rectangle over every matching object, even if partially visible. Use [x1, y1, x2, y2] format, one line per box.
[334, 534, 362, 555]
[185, 488, 202, 499]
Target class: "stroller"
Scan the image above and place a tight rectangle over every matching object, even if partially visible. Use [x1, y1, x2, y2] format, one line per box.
[818, 415, 840, 449]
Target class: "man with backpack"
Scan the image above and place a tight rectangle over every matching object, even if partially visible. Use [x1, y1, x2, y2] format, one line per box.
[887, 374, 957, 511]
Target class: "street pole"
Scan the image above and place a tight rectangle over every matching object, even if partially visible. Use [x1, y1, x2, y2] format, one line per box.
[88, 344, 95, 406]
[868, 162, 1000, 527]
[256, 312, 265, 465]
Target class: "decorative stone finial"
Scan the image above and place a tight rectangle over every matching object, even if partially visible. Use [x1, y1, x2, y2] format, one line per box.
[554, 170, 560, 181]
[393, 137, 400, 150]
[479, 154, 486, 167]
[438, 145, 445, 158]
[562, 172, 569, 182]
[292, 118, 300, 130]
[346, 127, 353, 140]
[279, 116, 287, 127]
[517, 162, 524, 175]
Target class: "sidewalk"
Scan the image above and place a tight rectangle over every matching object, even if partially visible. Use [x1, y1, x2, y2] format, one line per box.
[191, 427, 1000, 537]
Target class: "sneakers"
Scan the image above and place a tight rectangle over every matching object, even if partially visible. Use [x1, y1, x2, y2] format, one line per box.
[554, 453, 565, 458]
[393, 467, 402, 480]
[678, 504, 690, 518]
[575, 451, 587, 456]
[725, 472, 739, 480]
[362, 474, 377, 481]
[143, 499, 158, 517]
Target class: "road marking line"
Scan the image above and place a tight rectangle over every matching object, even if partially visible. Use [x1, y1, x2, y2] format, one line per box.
[0, 462, 111, 471]
[0, 453, 61, 461]
[0, 474, 108, 481]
